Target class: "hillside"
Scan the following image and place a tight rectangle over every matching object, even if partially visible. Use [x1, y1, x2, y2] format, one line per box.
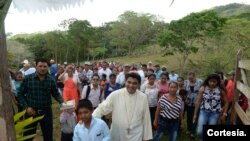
[214, 3, 250, 17]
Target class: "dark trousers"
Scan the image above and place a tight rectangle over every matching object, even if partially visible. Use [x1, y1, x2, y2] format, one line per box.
[186, 106, 197, 134]
[23, 107, 53, 141]
[149, 107, 157, 130]
[61, 132, 73, 141]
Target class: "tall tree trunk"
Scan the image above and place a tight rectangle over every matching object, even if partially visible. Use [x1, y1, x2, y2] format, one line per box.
[76, 46, 80, 65]
[65, 46, 69, 62]
[0, 24, 16, 141]
[179, 53, 189, 76]
[0, 0, 16, 140]
[128, 46, 132, 55]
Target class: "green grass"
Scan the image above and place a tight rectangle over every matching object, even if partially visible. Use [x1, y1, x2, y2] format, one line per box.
[105, 45, 203, 72]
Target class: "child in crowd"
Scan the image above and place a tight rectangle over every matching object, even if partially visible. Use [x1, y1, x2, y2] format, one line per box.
[100, 74, 107, 88]
[73, 99, 110, 141]
[13, 71, 23, 112]
[178, 89, 188, 133]
[179, 89, 188, 113]
[60, 106, 77, 141]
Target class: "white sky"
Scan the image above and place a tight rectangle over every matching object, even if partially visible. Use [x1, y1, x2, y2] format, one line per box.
[5, 0, 250, 34]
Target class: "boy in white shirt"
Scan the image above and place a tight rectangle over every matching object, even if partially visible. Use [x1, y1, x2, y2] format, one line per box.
[73, 99, 110, 141]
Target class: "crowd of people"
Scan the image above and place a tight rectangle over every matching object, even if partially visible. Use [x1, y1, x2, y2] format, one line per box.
[8, 58, 249, 141]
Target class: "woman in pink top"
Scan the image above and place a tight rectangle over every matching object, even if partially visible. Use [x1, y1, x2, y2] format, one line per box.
[59, 65, 81, 106]
[157, 72, 170, 98]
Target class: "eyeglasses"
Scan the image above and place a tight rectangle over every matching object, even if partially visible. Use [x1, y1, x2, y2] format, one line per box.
[92, 79, 99, 81]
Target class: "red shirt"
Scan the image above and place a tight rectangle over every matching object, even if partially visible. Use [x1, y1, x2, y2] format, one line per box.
[226, 80, 234, 103]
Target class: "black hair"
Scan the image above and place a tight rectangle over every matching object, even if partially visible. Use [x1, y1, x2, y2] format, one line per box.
[76, 99, 93, 113]
[215, 71, 224, 80]
[188, 71, 196, 76]
[125, 72, 141, 85]
[92, 73, 100, 79]
[35, 58, 48, 66]
[141, 64, 147, 68]
[147, 73, 156, 79]
[177, 76, 184, 81]
[179, 89, 188, 96]
[203, 73, 221, 88]
[109, 73, 117, 78]
[179, 89, 188, 101]
[169, 81, 178, 87]
[147, 69, 154, 74]
[160, 72, 169, 80]
[162, 67, 167, 72]
[102, 73, 107, 79]
[14, 71, 23, 80]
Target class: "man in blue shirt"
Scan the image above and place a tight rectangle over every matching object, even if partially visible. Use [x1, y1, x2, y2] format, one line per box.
[50, 59, 57, 78]
[154, 64, 162, 80]
[169, 70, 179, 82]
[73, 99, 110, 141]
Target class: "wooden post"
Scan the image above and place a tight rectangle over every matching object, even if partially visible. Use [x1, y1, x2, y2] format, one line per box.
[0, 0, 16, 140]
[230, 50, 242, 124]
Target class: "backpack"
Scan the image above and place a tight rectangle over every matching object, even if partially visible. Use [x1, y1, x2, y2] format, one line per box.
[84, 85, 103, 102]
[85, 85, 91, 99]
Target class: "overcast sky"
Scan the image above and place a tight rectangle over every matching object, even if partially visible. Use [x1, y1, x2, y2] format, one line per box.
[5, 0, 250, 34]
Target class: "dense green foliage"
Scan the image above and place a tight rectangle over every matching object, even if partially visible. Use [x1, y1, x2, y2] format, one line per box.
[214, 3, 250, 17]
[158, 10, 226, 74]
[10, 11, 166, 64]
[8, 3, 250, 76]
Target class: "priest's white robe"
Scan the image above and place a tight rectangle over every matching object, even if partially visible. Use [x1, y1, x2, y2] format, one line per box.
[93, 88, 152, 141]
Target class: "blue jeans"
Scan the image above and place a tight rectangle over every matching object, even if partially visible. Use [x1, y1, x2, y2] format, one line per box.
[153, 117, 179, 141]
[196, 110, 220, 140]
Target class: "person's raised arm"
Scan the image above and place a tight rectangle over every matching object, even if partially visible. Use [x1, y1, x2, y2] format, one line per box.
[59, 66, 70, 81]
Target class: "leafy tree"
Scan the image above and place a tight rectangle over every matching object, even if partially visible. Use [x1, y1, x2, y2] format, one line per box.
[58, 18, 77, 30]
[7, 40, 33, 69]
[68, 20, 95, 64]
[158, 10, 226, 74]
[88, 47, 107, 61]
[108, 11, 161, 55]
[44, 30, 67, 62]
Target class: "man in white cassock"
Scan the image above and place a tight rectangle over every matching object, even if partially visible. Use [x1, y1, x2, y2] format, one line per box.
[93, 72, 152, 141]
